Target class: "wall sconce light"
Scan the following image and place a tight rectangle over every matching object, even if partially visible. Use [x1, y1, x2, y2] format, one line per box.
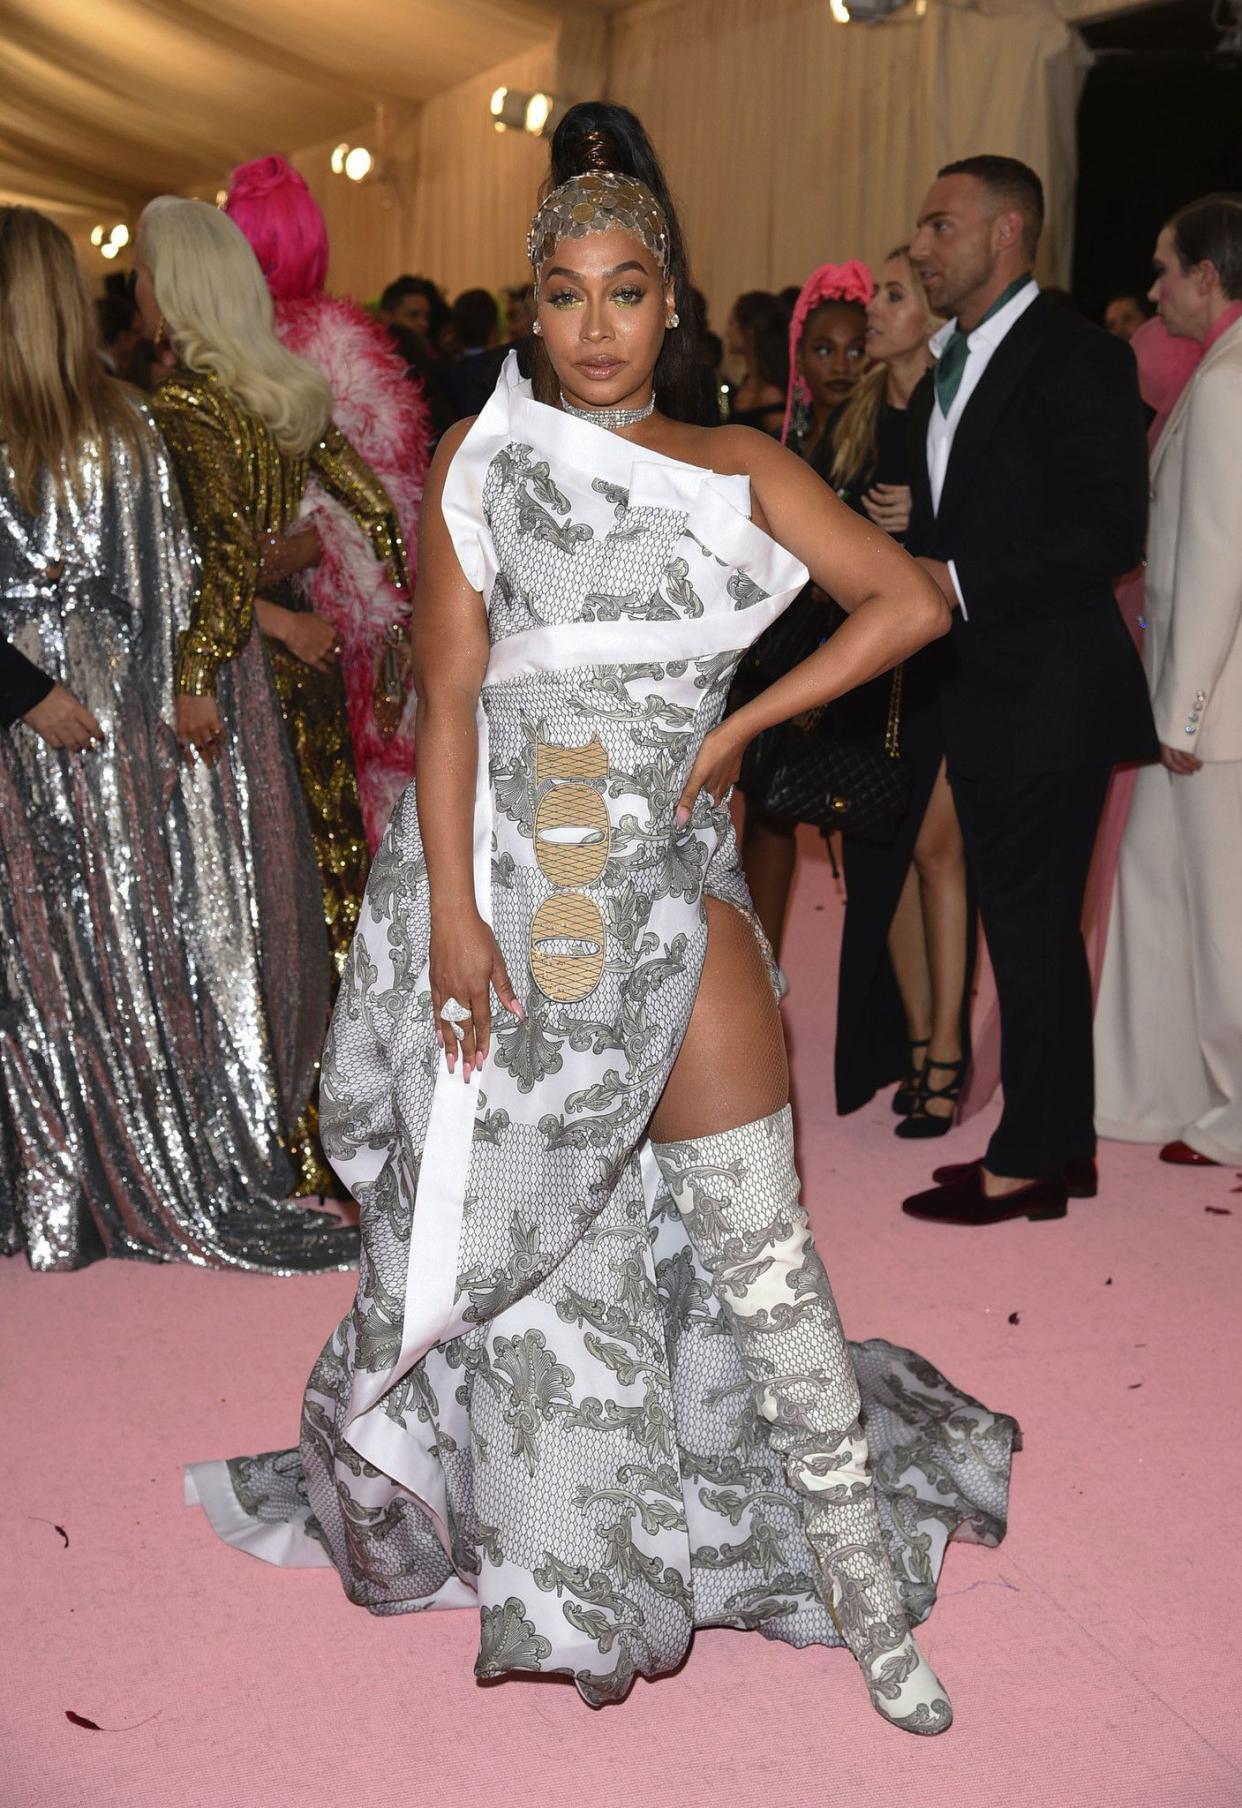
[489, 87, 565, 137]
[91, 222, 130, 257]
[330, 142, 377, 181]
[830, 0, 926, 19]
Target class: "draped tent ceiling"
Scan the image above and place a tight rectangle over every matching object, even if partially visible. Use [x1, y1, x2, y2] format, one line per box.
[1, 0, 1146, 315]
[0, 0, 627, 222]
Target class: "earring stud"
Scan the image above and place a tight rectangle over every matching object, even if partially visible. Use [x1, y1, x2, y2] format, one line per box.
[668, 311, 680, 328]
[532, 320, 542, 336]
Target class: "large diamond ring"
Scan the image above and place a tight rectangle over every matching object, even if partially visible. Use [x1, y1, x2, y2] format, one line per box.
[440, 996, 471, 1043]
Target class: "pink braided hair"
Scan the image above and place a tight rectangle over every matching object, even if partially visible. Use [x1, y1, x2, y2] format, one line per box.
[780, 259, 875, 446]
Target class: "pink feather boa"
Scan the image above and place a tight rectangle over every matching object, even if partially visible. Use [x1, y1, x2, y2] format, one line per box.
[274, 295, 431, 850]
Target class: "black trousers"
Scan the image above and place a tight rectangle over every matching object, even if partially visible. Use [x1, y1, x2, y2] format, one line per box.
[949, 764, 1112, 1180]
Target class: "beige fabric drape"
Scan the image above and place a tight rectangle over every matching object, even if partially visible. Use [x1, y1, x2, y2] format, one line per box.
[607, 0, 1089, 325]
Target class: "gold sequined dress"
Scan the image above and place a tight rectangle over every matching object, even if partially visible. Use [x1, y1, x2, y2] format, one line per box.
[155, 367, 408, 1187]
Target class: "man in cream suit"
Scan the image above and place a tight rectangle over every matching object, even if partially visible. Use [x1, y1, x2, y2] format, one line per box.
[1095, 194, 1242, 1168]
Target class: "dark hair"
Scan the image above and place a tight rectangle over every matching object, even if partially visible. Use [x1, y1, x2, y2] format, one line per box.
[96, 292, 137, 348]
[532, 100, 703, 423]
[939, 154, 1045, 259]
[380, 274, 450, 338]
[1105, 291, 1153, 317]
[452, 287, 500, 350]
[1169, 193, 1242, 302]
[733, 289, 789, 394]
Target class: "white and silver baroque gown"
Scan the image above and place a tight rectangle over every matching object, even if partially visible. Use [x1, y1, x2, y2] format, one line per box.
[189, 357, 1017, 1704]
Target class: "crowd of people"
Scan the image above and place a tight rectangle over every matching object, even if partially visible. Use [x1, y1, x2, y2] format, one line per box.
[3, 147, 1239, 1264]
[2, 89, 1239, 1728]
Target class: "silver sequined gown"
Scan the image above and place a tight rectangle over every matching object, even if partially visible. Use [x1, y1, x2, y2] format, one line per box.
[0, 403, 353, 1272]
[188, 357, 1017, 1700]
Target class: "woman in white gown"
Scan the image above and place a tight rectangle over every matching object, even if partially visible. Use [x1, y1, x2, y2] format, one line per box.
[188, 104, 1017, 1730]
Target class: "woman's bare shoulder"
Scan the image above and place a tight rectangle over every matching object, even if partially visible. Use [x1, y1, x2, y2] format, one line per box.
[653, 419, 792, 478]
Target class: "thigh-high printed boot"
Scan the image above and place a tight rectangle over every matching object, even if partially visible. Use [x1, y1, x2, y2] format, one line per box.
[652, 1105, 953, 1735]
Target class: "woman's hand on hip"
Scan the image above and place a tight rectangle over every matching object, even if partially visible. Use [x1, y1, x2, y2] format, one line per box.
[430, 910, 525, 1079]
[674, 719, 746, 827]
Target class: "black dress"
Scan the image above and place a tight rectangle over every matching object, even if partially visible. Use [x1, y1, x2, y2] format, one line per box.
[828, 404, 971, 1116]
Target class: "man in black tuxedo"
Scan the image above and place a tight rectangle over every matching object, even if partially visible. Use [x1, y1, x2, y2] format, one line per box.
[900, 155, 1157, 1226]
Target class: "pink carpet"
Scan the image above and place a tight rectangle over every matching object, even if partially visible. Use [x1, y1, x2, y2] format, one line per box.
[3, 829, 1240, 1808]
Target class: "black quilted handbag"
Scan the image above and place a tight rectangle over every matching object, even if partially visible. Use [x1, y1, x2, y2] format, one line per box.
[735, 592, 913, 845]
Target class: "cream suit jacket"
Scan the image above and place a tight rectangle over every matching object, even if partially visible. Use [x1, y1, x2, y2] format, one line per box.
[1144, 314, 1242, 761]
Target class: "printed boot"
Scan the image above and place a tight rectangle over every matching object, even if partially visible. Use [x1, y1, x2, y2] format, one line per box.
[652, 1105, 953, 1735]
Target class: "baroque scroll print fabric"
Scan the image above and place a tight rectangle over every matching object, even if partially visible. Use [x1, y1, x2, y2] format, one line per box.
[188, 356, 1017, 1704]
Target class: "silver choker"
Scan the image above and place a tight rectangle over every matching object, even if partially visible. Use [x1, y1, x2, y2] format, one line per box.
[559, 390, 656, 431]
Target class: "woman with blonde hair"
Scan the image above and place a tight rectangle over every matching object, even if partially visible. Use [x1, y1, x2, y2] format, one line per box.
[0, 205, 352, 1272]
[830, 248, 972, 1138]
[134, 196, 409, 1190]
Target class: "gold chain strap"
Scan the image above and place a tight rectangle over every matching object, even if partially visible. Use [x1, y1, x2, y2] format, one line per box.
[885, 661, 904, 760]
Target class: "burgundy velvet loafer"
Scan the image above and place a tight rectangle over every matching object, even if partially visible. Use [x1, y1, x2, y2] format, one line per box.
[1159, 1141, 1220, 1167]
[902, 1169, 1069, 1225]
[931, 1157, 1097, 1198]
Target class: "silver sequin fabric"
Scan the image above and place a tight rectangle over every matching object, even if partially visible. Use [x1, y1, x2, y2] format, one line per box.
[0, 403, 354, 1273]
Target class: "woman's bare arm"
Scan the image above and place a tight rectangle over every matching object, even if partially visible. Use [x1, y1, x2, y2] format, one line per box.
[674, 431, 949, 820]
[412, 421, 522, 1075]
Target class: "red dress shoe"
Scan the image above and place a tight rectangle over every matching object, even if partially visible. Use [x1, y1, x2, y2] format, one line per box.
[931, 1157, 1097, 1198]
[1159, 1141, 1220, 1167]
[903, 1169, 1068, 1226]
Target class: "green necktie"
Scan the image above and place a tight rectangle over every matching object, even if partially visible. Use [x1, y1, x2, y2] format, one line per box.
[933, 276, 1033, 417]
[933, 329, 970, 416]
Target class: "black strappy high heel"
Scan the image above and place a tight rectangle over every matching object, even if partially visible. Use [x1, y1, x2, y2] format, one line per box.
[892, 1039, 930, 1117]
[895, 1056, 964, 1140]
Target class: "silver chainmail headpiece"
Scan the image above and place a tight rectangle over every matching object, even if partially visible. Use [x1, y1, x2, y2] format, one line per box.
[527, 171, 671, 292]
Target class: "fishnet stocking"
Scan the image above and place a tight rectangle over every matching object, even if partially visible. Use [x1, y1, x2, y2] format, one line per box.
[651, 1106, 953, 1734]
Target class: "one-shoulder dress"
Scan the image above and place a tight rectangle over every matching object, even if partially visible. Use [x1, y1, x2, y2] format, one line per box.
[188, 355, 1017, 1706]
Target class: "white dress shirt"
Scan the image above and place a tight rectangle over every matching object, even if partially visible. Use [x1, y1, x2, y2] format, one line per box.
[927, 277, 1041, 617]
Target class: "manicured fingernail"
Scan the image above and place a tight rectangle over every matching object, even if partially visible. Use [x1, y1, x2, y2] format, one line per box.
[674, 806, 690, 828]
[513, 1002, 526, 1021]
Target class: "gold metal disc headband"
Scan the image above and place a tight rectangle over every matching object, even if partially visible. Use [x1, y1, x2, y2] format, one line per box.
[527, 171, 671, 283]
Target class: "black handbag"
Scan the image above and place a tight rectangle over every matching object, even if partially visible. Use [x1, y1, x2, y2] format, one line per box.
[735, 589, 914, 845]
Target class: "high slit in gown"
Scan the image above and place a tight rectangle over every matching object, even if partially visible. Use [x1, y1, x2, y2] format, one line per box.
[188, 354, 1018, 1705]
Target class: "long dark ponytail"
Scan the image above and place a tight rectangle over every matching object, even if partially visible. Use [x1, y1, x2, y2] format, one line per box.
[530, 101, 703, 423]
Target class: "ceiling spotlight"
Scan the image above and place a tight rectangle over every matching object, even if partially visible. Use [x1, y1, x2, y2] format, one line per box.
[101, 241, 119, 260]
[490, 87, 530, 132]
[330, 142, 349, 175]
[111, 223, 130, 248]
[525, 92, 552, 135]
[829, 0, 920, 18]
[90, 224, 105, 246]
[344, 145, 374, 182]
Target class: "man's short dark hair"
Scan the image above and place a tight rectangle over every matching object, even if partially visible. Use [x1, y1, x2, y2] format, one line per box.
[452, 287, 500, 351]
[380, 274, 439, 315]
[1169, 193, 1242, 302]
[938, 155, 1045, 259]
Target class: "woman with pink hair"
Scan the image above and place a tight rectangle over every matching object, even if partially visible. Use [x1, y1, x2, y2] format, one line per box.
[226, 155, 431, 851]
